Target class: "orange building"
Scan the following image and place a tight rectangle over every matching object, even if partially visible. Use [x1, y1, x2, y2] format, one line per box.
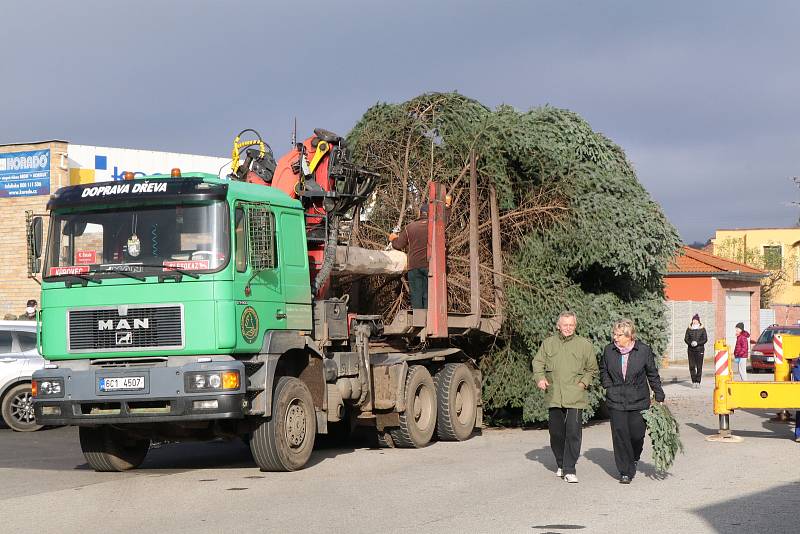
[664, 246, 766, 358]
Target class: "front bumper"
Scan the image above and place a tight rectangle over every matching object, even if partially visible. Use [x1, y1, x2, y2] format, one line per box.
[32, 360, 247, 426]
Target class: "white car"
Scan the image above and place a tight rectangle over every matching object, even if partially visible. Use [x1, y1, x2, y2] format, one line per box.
[0, 320, 44, 432]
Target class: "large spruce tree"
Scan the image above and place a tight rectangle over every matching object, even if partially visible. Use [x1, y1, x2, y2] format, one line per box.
[346, 92, 681, 423]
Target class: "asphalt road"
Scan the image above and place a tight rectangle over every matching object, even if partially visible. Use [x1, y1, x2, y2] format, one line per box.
[2, 366, 799, 533]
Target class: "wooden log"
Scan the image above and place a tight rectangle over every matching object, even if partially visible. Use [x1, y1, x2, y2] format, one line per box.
[332, 246, 407, 276]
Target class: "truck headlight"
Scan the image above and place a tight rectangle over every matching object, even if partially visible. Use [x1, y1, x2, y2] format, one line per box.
[33, 379, 65, 398]
[185, 371, 240, 392]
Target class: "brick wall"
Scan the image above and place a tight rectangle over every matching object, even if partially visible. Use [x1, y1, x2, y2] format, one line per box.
[770, 304, 800, 326]
[0, 141, 69, 317]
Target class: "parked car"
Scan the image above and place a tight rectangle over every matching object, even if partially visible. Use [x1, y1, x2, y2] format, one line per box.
[750, 324, 800, 373]
[0, 320, 44, 431]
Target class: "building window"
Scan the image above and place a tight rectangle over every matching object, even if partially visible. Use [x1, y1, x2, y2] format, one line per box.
[763, 245, 782, 270]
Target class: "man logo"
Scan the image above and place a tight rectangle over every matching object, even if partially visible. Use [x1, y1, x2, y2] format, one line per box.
[98, 318, 149, 331]
[116, 332, 133, 345]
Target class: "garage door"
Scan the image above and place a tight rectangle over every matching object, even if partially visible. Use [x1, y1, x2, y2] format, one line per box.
[725, 291, 751, 350]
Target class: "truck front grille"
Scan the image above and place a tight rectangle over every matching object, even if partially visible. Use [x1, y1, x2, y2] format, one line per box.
[68, 305, 184, 353]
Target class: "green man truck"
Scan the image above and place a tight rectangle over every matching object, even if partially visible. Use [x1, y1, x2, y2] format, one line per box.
[30, 129, 498, 471]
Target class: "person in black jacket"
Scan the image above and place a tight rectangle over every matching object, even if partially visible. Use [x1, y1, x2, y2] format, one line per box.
[599, 318, 665, 484]
[684, 313, 708, 388]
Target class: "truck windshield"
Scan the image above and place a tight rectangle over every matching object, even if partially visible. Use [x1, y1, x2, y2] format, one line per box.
[44, 201, 229, 279]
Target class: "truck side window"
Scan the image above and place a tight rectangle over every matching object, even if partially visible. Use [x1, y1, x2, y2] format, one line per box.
[235, 207, 247, 272]
[247, 207, 277, 270]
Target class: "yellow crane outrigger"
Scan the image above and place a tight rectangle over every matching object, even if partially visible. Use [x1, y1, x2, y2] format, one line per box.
[710, 334, 800, 442]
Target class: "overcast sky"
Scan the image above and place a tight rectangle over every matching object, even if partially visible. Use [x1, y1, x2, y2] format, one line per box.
[2, 1, 798, 243]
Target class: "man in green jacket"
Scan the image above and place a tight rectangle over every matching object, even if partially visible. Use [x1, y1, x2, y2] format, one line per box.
[532, 311, 598, 483]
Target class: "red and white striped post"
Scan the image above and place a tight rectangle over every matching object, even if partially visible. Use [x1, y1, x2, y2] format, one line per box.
[774, 333, 784, 366]
[712, 340, 732, 436]
[773, 333, 791, 382]
[714, 345, 730, 377]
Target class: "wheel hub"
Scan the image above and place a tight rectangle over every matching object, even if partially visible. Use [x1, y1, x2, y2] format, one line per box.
[285, 403, 307, 448]
[11, 392, 35, 423]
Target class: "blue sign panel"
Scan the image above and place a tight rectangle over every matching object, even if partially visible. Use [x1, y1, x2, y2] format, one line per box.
[0, 149, 51, 197]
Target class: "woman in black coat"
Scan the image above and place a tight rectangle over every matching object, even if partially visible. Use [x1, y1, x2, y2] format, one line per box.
[684, 313, 708, 388]
[599, 318, 665, 484]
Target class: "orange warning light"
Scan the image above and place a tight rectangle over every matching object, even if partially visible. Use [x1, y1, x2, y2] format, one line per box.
[123, 172, 135, 181]
[171, 168, 181, 177]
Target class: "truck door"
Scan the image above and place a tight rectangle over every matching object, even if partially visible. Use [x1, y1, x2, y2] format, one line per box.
[279, 211, 312, 330]
[232, 202, 285, 350]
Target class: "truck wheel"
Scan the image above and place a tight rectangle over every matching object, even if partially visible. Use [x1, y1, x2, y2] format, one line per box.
[79, 426, 150, 472]
[250, 376, 316, 471]
[435, 363, 477, 441]
[390, 365, 436, 448]
[1, 383, 43, 432]
[376, 430, 395, 448]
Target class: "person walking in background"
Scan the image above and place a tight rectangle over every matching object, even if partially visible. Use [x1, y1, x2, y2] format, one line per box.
[532, 311, 598, 484]
[18, 299, 37, 321]
[791, 358, 800, 442]
[599, 318, 665, 484]
[733, 322, 749, 381]
[684, 313, 708, 388]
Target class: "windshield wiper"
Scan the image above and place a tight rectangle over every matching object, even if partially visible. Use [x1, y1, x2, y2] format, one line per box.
[96, 269, 146, 282]
[133, 264, 201, 281]
[48, 273, 102, 287]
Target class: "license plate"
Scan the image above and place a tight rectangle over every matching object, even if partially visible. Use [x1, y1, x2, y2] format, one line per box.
[765, 357, 774, 362]
[99, 376, 145, 392]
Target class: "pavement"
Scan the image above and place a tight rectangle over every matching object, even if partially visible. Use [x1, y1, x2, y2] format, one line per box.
[1, 364, 799, 533]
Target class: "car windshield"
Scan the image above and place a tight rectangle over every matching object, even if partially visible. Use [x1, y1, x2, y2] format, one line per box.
[756, 328, 800, 344]
[44, 201, 229, 279]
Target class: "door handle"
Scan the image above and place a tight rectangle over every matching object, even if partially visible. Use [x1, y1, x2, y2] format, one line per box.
[275, 312, 287, 320]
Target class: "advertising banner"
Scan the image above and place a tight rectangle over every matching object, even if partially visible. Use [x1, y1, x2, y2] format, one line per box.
[67, 145, 231, 186]
[0, 149, 50, 197]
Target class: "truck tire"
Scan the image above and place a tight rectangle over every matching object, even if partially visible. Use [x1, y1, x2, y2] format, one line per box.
[250, 376, 316, 471]
[434, 363, 477, 441]
[376, 430, 395, 448]
[390, 365, 436, 448]
[1, 383, 43, 432]
[79, 426, 150, 472]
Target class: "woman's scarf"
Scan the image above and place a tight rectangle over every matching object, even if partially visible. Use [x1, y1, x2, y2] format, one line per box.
[615, 340, 635, 379]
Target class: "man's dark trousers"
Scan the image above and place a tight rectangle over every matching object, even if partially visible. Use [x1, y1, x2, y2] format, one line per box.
[609, 408, 647, 477]
[548, 407, 582, 475]
[408, 267, 428, 309]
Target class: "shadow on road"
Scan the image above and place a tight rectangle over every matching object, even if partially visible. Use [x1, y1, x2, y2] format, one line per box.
[686, 422, 785, 440]
[582, 447, 662, 480]
[692, 482, 800, 532]
[524, 445, 557, 471]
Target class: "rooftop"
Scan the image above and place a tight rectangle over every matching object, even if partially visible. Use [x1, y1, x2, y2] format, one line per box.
[667, 246, 766, 276]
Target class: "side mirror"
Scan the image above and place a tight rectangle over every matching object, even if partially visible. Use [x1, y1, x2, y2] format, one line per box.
[32, 217, 43, 259]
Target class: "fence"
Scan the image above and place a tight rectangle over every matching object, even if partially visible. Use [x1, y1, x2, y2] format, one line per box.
[663, 300, 715, 361]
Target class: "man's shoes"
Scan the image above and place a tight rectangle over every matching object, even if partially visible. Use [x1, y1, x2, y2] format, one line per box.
[555, 468, 563, 478]
[619, 475, 632, 484]
[563, 474, 579, 483]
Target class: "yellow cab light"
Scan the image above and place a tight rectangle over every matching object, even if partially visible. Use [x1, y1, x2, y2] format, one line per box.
[171, 168, 181, 177]
[222, 371, 240, 390]
[123, 171, 135, 181]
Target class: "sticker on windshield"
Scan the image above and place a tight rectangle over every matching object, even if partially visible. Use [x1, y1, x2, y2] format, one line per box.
[101, 263, 143, 273]
[75, 250, 97, 265]
[163, 260, 209, 271]
[240, 306, 259, 344]
[49, 265, 90, 276]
